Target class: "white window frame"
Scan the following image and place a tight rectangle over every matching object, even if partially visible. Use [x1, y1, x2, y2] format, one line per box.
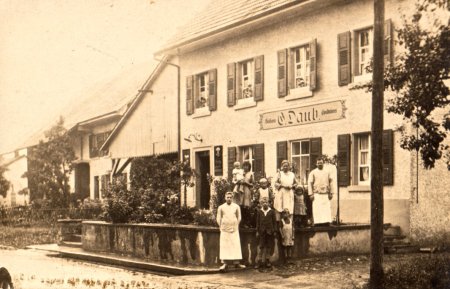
[286, 43, 313, 100]
[358, 27, 373, 76]
[239, 146, 255, 173]
[196, 72, 209, 109]
[289, 139, 310, 185]
[294, 45, 310, 88]
[357, 134, 371, 186]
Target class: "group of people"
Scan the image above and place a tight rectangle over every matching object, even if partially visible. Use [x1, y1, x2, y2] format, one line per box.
[216, 157, 334, 271]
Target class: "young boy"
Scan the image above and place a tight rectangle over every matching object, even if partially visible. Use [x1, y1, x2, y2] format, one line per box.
[255, 197, 277, 270]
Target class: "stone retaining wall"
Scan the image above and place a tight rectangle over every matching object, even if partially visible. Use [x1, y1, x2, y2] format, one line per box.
[80, 221, 371, 267]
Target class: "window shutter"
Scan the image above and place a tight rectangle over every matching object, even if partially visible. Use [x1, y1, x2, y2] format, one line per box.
[253, 143, 265, 181]
[309, 138, 322, 171]
[276, 141, 288, 170]
[384, 19, 393, 67]
[337, 134, 351, 186]
[254, 55, 264, 102]
[277, 49, 288, 97]
[186, 75, 194, 115]
[228, 147, 237, 181]
[309, 38, 317, 91]
[382, 129, 394, 185]
[227, 63, 236, 107]
[338, 31, 351, 86]
[208, 69, 217, 111]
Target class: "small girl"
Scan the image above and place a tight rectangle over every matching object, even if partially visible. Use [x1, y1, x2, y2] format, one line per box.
[293, 186, 308, 228]
[279, 208, 294, 264]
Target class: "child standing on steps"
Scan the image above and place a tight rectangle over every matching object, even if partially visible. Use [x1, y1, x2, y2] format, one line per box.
[279, 208, 294, 264]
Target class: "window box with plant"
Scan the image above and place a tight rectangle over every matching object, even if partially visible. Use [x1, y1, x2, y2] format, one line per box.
[227, 55, 264, 110]
[186, 69, 217, 118]
[278, 39, 317, 100]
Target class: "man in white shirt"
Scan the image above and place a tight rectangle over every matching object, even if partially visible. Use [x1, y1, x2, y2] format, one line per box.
[308, 157, 334, 225]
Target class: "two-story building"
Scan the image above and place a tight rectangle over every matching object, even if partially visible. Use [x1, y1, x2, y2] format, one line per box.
[155, 0, 449, 244]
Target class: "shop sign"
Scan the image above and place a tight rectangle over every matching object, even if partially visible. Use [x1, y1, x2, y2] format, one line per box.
[214, 145, 223, 176]
[259, 100, 346, 130]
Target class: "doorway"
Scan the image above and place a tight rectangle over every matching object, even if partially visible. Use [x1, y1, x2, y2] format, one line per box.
[195, 150, 211, 209]
[75, 163, 90, 200]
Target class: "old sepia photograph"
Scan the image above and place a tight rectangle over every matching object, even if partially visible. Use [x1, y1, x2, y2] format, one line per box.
[0, 0, 449, 288]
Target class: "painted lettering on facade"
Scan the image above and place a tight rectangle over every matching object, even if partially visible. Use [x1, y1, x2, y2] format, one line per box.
[259, 100, 346, 130]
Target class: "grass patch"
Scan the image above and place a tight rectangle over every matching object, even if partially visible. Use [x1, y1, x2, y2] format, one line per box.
[355, 254, 450, 289]
[0, 225, 58, 249]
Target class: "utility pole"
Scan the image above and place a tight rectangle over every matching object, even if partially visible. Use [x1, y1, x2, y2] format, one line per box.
[370, 0, 385, 288]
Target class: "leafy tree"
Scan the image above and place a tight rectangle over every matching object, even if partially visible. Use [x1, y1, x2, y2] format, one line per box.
[355, 0, 450, 169]
[25, 117, 76, 208]
[0, 164, 10, 198]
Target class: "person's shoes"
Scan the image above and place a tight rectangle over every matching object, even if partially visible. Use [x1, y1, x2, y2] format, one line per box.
[265, 260, 272, 268]
[254, 261, 262, 269]
[235, 264, 246, 269]
[219, 264, 228, 271]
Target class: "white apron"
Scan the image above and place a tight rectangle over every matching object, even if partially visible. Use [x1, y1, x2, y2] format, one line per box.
[312, 193, 332, 224]
[217, 203, 242, 260]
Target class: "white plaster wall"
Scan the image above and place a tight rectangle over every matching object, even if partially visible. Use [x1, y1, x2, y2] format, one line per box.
[178, 0, 415, 227]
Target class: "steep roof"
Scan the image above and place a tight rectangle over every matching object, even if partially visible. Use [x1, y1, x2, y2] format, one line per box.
[158, 0, 309, 53]
[18, 61, 157, 150]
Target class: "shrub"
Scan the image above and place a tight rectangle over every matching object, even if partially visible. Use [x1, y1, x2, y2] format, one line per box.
[193, 209, 217, 227]
[103, 183, 140, 223]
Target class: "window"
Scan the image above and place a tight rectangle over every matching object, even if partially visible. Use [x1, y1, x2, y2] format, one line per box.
[89, 132, 110, 158]
[100, 174, 110, 198]
[293, 46, 310, 88]
[196, 73, 209, 108]
[240, 146, 255, 172]
[240, 60, 254, 99]
[338, 19, 392, 86]
[357, 28, 373, 76]
[356, 134, 370, 185]
[227, 55, 264, 108]
[277, 39, 317, 98]
[290, 140, 310, 185]
[186, 69, 217, 116]
[228, 144, 265, 182]
[94, 176, 99, 199]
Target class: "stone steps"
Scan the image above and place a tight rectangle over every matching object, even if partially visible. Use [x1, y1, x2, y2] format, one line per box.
[383, 225, 419, 254]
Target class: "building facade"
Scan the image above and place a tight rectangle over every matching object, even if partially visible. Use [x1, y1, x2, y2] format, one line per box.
[156, 0, 449, 244]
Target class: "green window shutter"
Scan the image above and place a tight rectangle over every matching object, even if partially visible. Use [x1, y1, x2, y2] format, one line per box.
[276, 141, 288, 170]
[309, 38, 317, 91]
[337, 134, 351, 186]
[277, 49, 288, 97]
[186, 75, 194, 115]
[384, 19, 393, 67]
[338, 31, 351, 86]
[253, 143, 265, 182]
[227, 147, 237, 181]
[254, 55, 264, 102]
[309, 137, 322, 170]
[227, 63, 236, 107]
[208, 69, 217, 111]
[382, 129, 394, 185]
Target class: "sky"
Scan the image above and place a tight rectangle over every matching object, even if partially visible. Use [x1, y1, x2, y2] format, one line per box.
[0, 0, 208, 154]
